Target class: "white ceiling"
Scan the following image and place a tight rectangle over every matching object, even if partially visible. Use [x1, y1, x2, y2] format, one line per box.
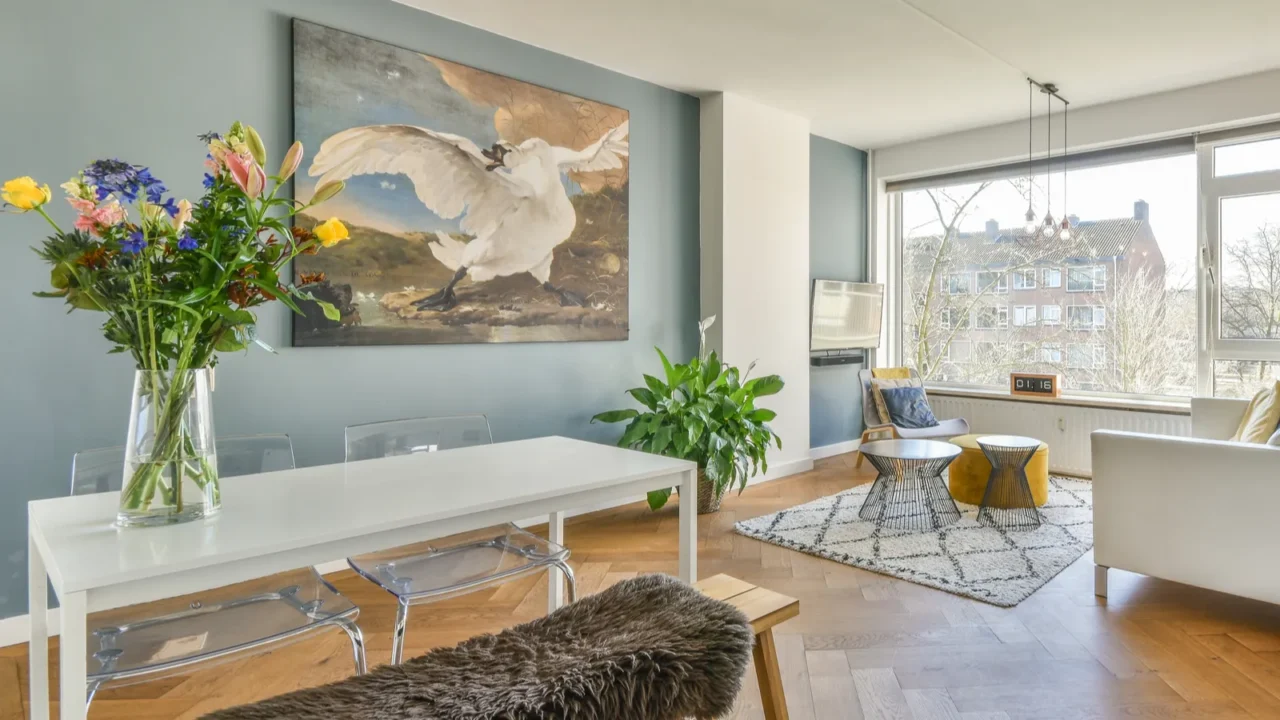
[396, 0, 1280, 150]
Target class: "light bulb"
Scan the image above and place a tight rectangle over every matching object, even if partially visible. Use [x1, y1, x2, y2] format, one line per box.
[1058, 228, 1072, 241]
[1041, 214, 1056, 238]
[1023, 207, 1038, 235]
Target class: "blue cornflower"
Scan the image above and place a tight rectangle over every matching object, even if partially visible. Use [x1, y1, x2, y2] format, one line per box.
[83, 160, 167, 205]
[119, 231, 147, 255]
[157, 197, 180, 217]
[202, 173, 215, 189]
[177, 233, 199, 251]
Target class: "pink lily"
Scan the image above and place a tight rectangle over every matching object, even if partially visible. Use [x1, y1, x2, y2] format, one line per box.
[278, 141, 303, 182]
[224, 152, 266, 199]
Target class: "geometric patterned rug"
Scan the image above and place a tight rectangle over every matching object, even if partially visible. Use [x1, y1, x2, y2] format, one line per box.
[735, 475, 1093, 607]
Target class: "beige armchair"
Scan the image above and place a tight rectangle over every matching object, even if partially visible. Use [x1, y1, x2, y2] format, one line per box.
[855, 369, 970, 467]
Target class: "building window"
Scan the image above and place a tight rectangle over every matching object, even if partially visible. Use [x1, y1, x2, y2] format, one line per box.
[1067, 305, 1106, 329]
[1041, 304, 1062, 325]
[939, 307, 968, 330]
[1043, 268, 1062, 288]
[1013, 269, 1037, 290]
[977, 271, 1008, 294]
[1041, 345, 1063, 363]
[974, 305, 1008, 330]
[1067, 344, 1097, 369]
[1067, 265, 1107, 292]
[1013, 305, 1037, 327]
[946, 272, 972, 295]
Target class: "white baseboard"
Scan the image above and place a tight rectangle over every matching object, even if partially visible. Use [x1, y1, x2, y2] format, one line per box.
[0, 448, 838, 649]
[810, 438, 861, 460]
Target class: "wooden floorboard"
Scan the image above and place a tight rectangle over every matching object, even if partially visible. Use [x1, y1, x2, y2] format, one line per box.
[4, 452, 1280, 719]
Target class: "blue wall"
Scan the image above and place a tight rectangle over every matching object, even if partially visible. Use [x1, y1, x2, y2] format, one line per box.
[0, 0, 699, 619]
[809, 135, 869, 449]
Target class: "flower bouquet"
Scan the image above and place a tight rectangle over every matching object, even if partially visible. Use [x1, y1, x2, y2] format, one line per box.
[4, 122, 350, 526]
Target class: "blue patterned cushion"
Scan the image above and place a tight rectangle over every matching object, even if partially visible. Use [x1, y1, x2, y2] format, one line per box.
[877, 386, 939, 429]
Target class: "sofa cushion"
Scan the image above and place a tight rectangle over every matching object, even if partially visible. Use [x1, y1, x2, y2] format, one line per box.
[871, 367, 912, 380]
[870, 377, 922, 424]
[877, 385, 939, 429]
[1232, 381, 1280, 444]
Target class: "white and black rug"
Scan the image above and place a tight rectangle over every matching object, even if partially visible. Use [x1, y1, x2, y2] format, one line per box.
[735, 475, 1093, 607]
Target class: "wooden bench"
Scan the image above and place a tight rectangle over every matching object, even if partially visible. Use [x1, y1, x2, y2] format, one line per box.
[695, 574, 800, 720]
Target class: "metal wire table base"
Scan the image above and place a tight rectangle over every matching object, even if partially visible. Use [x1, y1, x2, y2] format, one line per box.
[976, 441, 1042, 530]
[858, 454, 962, 532]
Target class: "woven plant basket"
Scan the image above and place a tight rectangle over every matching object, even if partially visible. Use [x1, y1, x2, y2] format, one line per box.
[697, 469, 726, 514]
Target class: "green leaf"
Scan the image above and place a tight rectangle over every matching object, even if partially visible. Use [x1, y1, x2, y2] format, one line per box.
[66, 289, 103, 311]
[656, 346, 678, 386]
[745, 374, 785, 397]
[619, 417, 650, 447]
[746, 408, 777, 422]
[646, 488, 672, 511]
[648, 424, 673, 456]
[627, 388, 659, 410]
[315, 299, 340, 322]
[215, 332, 248, 352]
[592, 409, 640, 424]
[643, 374, 668, 396]
[50, 264, 72, 290]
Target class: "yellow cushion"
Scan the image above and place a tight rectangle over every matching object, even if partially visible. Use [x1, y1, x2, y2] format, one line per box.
[1232, 382, 1280, 444]
[872, 367, 911, 380]
[947, 434, 1050, 507]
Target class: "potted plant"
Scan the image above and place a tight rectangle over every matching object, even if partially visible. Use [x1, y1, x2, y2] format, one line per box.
[592, 317, 783, 513]
[4, 122, 349, 527]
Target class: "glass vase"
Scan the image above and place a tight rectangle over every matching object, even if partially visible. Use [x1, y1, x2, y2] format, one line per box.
[118, 368, 220, 527]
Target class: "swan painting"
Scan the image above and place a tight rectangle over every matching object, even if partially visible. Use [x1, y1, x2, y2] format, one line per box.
[307, 119, 629, 312]
[291, 20, 630, 346]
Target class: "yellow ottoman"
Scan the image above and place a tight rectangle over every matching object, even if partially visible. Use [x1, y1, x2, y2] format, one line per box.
[947, 434, 1049, 507]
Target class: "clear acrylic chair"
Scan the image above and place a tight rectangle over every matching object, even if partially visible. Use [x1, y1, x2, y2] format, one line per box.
[70, 434, 366, 708]
[344, 415, 577, 664]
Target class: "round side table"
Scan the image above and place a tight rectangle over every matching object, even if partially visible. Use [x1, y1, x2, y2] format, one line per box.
[857, 440, 963, 532]
[975, 435, 1044, 530]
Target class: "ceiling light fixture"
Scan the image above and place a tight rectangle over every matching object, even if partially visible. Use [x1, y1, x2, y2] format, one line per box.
[1020, 78, 1070, 244]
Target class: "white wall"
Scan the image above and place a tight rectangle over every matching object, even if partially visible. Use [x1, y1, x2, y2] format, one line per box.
[701, 92, 813, 476]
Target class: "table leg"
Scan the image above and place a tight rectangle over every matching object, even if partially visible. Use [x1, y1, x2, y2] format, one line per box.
[58, 591, 88, 720]
[679, 468, 697, 583]
[547, 510, 565, 611]
[28, 531, 49, 720]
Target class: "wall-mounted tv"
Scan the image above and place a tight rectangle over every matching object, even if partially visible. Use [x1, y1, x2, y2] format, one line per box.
[810, 280, 884, 352]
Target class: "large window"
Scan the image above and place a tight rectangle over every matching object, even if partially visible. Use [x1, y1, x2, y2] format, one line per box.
[899, 152, 1200, 399]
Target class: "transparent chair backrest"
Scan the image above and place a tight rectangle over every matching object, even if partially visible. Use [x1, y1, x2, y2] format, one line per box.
[344, 415, 493, 462]
[70, 434, 296, 496]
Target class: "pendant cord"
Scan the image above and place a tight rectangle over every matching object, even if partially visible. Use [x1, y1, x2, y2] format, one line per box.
[1027, 79, 1033, 213]
[1063, 98, 1068, 226]
[1045, 89, 1051, 222]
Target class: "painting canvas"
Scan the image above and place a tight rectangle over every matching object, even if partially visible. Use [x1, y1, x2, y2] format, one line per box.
[291, 20, 630, 346]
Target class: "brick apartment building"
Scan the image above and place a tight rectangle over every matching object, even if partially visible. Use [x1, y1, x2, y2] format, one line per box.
[922, 200, 1168, 390]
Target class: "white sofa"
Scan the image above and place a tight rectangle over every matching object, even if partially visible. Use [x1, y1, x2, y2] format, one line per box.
[1092, 397, 1280, 604]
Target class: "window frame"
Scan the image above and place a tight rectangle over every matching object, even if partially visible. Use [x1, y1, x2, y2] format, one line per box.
[1200, 131, 1280, 395]
[1042, 267, 1062, 288]
[1012, 269, 1037, 290]
[976, 270, 1009, 295]
[1013, 305, 1037, 327]
[1041, 304, 1062, 326]
[1066, 265, 1107, 293]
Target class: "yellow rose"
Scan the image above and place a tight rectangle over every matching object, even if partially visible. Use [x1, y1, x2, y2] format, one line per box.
[3, 176, 51, 211]
[314, 217, 349, 247]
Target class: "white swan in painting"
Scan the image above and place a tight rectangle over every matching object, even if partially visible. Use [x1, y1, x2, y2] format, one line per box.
[308, 120, 629, 310]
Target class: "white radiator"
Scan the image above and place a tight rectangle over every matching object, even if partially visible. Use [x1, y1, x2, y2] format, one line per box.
[929, 395, 1191, 477]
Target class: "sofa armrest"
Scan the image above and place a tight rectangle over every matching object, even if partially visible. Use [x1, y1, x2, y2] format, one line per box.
[1191, 397, 1248, 440]
[1092, 429, 1280, 605]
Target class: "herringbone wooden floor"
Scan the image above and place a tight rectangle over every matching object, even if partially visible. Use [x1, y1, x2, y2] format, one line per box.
[5, 452, 1280, 719]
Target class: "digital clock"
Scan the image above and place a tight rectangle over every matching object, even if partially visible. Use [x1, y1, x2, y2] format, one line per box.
[1010, 372, 1061, 398]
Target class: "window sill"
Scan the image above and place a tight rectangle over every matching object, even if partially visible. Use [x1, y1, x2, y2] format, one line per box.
[924, 385, 1191, 416]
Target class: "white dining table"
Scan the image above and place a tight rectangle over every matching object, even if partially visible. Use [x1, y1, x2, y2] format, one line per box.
[26, 435, 698, 720]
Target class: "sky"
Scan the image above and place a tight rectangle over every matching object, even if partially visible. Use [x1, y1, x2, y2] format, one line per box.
[902, 139, 1280, 289]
